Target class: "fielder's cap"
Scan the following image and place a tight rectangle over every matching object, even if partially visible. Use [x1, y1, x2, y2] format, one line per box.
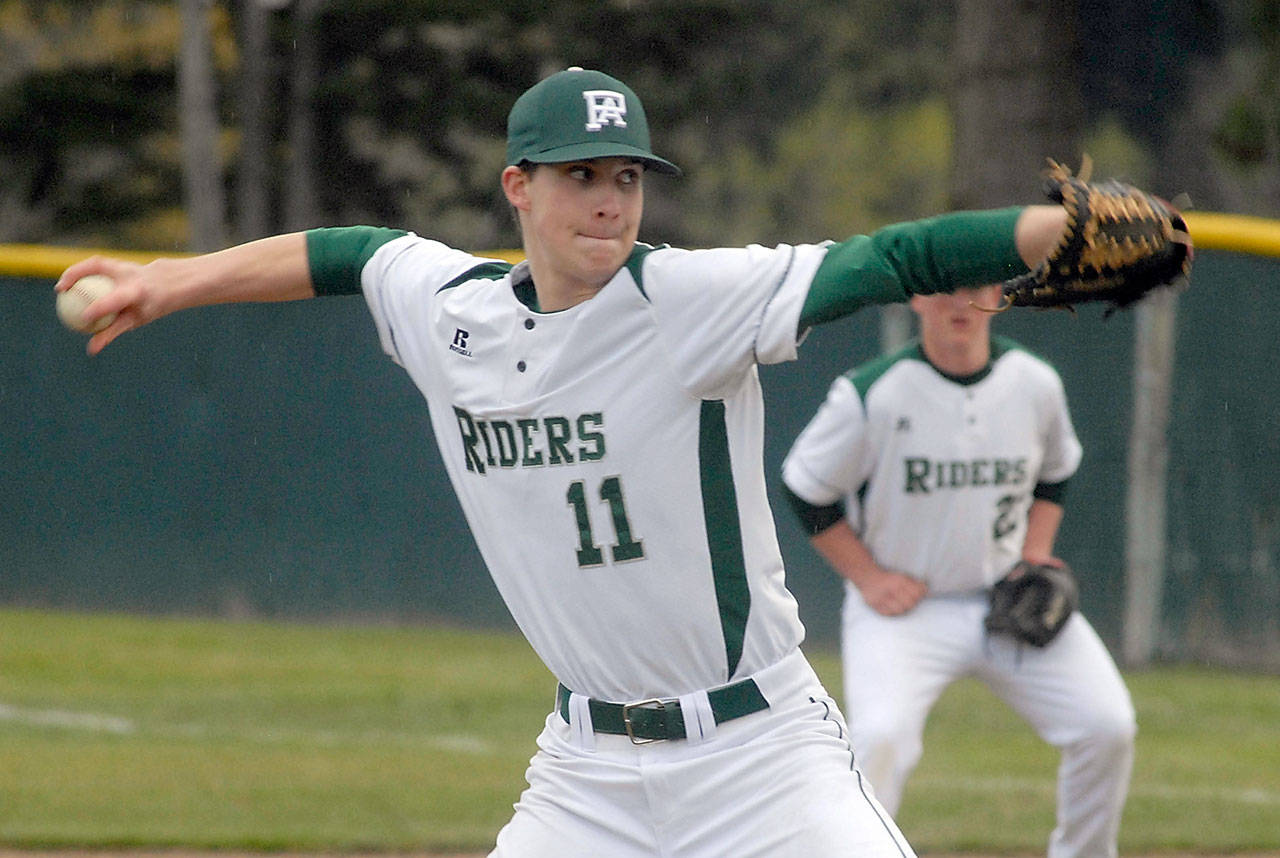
[506, 67, 681, 176]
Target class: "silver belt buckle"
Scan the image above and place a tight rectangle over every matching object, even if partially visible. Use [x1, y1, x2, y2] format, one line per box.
[622, 697, 667, 745]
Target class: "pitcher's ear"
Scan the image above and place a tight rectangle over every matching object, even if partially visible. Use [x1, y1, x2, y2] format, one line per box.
[502, 164, 532, 211]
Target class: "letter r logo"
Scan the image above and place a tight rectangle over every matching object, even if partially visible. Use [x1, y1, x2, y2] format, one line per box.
[453, 329, 469, 349]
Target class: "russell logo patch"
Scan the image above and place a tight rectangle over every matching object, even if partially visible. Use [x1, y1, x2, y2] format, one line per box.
[449, 328, 473, 357]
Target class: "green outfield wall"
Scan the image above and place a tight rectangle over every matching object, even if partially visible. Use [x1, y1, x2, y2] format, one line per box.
[1, 235, 1276, 666]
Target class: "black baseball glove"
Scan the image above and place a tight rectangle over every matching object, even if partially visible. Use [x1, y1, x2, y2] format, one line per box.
[984, 561, 1079, 648]
[997, 158, 1193, 314]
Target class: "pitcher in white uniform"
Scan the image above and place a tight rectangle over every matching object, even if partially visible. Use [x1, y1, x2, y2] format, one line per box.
[782, 283, 1136, 858]
[60, 66, 1092, 857]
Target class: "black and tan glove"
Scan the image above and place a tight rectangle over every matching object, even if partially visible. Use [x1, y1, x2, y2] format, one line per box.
[998, 158, 1193, 314]
[984, 561, 1079, 648]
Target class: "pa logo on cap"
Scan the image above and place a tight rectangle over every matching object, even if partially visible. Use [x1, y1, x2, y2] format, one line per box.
[505, 66, 681, 175]
[582, 90, 628, 131]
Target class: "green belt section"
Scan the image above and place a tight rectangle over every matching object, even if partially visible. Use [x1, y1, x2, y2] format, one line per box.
[556, 678, 769, 741]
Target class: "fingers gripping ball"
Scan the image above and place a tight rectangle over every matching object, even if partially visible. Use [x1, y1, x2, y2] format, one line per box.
[997, 158, 1194, 314]
[57, 274, 118, 334]
[984, 561, 1079, 648]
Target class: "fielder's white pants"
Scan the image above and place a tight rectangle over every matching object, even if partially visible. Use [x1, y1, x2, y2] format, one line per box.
[840, 588, 1136, 858]
[491, 649, 916, 858]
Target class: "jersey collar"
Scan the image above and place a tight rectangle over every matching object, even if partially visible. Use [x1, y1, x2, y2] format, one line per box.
[915, 337, 1006, 386]
[510, 261, 542, 311]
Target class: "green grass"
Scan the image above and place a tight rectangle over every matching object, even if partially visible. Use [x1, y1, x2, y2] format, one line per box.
[0, 608, 549, 851]
[1, 607, 1278, 853]
[885, 668, 1280, 853]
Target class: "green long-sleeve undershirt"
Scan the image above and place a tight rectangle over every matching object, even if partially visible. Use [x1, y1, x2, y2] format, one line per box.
[305, 207, 1027, 330]
[798, 207, 1025, 329]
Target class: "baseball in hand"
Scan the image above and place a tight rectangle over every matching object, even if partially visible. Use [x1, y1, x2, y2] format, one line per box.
[57, 274, 118, 334]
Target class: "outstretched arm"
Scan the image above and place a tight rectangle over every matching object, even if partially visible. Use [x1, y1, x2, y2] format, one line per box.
[55, 232, 313, 355]
[1012, 204, 1070, 268]
[799, 204, 1068, 329]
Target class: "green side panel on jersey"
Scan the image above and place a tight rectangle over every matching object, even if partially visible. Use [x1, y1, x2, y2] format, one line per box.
[306, 226, 408, 296]
[802, 207, 1025, 328]
[699, 399, 750, 679]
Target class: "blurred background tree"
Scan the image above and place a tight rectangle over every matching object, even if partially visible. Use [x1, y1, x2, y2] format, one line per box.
[0, 0, 1271, 252]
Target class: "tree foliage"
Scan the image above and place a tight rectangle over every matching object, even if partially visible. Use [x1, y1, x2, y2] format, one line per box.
[0, 1, 195, 246]
[0, 0, 1274, 251]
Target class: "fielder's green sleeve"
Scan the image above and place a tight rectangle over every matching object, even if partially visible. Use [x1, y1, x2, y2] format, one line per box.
[306, 226, 408, 296]
[781, 484, 847, 537]
[1033, 479, 1070, 505]
[800, 207, 1026, 328]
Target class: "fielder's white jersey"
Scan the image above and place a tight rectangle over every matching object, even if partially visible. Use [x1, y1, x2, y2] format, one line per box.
[783, 339, 1081, 593]
[359, 234, 828, 701]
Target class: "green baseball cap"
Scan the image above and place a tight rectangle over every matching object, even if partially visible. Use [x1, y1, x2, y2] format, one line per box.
[506, 67, 681, 176]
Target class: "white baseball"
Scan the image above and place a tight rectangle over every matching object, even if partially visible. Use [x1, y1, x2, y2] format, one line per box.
[57, 274, 118, 334]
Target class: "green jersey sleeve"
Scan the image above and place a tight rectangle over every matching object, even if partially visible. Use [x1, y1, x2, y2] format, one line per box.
[800, 207, 1025, 328]
[306, 226, 409, 296]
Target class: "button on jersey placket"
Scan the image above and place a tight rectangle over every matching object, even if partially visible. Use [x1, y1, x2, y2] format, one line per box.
[962, 388, 981, 434]
[506, 312, 547, 400]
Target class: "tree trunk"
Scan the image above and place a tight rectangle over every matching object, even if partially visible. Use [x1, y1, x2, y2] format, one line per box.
[949, 0, 1085, 208]
[235, 0, 274, 241]
[178, 0, 228, 251]
[284, 0, 323, 231]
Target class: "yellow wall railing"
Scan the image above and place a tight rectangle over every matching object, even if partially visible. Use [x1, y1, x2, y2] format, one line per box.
[0, 243, 525, 279]
[0, 211, 1274, 280]
[1181, 211, 1280, 258]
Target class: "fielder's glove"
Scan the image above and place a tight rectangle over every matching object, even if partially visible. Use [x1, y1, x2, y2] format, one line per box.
[997, 158, 1193, 314]
[984, 561, 1079, 648]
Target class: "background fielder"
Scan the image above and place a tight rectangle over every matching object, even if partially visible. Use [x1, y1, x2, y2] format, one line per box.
[782, 283, 1137, 858]
[58, 65, 1125, 857]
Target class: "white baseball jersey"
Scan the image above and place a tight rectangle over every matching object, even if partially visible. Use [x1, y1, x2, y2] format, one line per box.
[357, 234, 829, 701]
[783, 339, 1082, 592]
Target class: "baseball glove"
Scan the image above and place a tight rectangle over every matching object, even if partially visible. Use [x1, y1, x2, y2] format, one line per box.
[984, 561, 1079, 648]
[995, 157, 1193, 314]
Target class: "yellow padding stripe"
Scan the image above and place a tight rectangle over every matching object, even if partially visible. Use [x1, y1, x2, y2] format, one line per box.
[0, 243, 526, 279]
[0, 244, 182, 278]
[2, 213, 1276, 278]
[1182, 212, 1280, 258]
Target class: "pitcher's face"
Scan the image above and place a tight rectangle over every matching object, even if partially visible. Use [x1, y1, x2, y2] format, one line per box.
[506, 158, 645, 294]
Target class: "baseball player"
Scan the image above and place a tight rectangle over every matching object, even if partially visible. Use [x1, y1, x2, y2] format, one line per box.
[59, 67, 1088, 857]
[781, 283, 1137, 858]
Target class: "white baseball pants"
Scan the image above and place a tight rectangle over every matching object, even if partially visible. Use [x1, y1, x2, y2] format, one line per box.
[491, 649, 916, 858]
[839, 590, 1136, 858]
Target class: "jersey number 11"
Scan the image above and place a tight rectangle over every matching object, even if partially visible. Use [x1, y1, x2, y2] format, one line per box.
[566, 477, 645, 567]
